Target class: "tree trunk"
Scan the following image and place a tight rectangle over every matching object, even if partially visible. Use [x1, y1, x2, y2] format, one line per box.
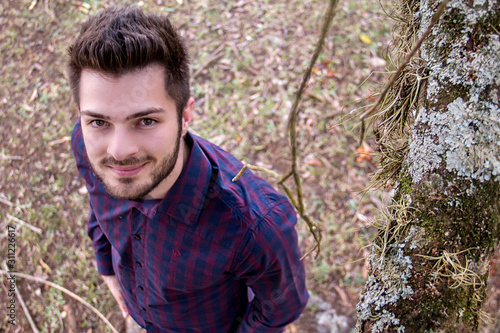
[356, 0, 500, 332]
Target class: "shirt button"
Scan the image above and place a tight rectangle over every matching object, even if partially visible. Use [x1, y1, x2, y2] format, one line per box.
[136, 261, 142, 267]
[138, 286, 144, 291]
[133, 234, 141, 240]
[145, 321, 152, 325]
[142, 307, 146, 312]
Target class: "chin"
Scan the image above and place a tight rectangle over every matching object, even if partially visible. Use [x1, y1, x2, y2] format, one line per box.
[103, 181, 149, 201]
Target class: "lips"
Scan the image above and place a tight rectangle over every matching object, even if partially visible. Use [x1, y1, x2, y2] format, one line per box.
[108, 163, 147, 177]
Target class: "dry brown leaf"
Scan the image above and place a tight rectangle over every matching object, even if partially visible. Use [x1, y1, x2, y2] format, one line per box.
[28, 88, 38, 103]
[28, 0, 37, 10]
[324, 69, 340, 78]
[39, 258, 52, 272]
[307, 158, 323, 167]
[332, 284, 351, 308]
[356, 146, 372, 163]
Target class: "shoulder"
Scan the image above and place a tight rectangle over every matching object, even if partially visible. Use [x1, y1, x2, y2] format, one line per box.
[193, 134, 293, 225]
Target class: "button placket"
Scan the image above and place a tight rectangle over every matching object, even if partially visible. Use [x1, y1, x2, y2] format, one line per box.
[131, 209, 149, 322]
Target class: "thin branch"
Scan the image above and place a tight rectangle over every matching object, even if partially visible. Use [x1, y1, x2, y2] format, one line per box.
[232, 164, 281, 182]
[284, 0, 338, 257]
[277, 170, 293, 185]
[0, 195, 14, 207]
[3, 263, 40, 332]
[0, 154, 23, 160]
[192, 42, 227, 79]
[232, 0, 338, 259]
[300, 244, 319, 261]
[18, 286, 41, 332]
[7, 214, 43, 235]
[0, 270, 119, 333]
[48, 136, 71, 146]
[281, 183, 300, 212]
[287, 0, 339, 131]
[359, 0, 450, 122]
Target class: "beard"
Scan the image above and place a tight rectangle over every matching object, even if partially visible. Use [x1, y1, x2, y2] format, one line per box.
[88, 124, 182, 201]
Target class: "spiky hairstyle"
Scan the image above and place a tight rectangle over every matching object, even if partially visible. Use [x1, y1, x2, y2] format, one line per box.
[68, 6, 190, 115]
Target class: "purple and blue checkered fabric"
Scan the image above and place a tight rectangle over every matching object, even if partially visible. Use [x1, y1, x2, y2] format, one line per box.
[71, 119, 308, 332]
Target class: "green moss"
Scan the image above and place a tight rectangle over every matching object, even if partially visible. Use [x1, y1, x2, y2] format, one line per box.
[394, 169, 414, 199]
[433, 84, 471, 108]
[391, 274, 486, 332]
[440, 8, 466, 41]
[401, 175, 498, 330]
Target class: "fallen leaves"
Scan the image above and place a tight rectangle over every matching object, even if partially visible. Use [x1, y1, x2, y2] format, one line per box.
[28, 0, 37, 10]
[359, 33, 372, 45]
[356, 145, 372, 163]
[48, 136, 71, 147]
[306, 157, 323, 167]
[39, 258, 52, 273]
[313, 58, 342, 80]
[28, 88, 38, 103]
[363, 56, 387, 68]
[74, 1, 90, 14]
[332, 284, 351, 308]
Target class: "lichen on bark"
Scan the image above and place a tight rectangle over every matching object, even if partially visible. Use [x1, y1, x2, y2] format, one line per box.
[356, 0, 500, 331]
[356, 244, 414, 325]
[408, 0, 500, 184]
[408, 95, 500, 183]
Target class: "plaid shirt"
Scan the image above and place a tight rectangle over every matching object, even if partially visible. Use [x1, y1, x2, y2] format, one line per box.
[71, 119, 308, 332]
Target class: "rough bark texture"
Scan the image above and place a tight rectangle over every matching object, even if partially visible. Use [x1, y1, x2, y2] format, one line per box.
[356, 0, 500, 332]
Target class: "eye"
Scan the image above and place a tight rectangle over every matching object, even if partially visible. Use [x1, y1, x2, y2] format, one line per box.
[90, 119, 108, 127]
[139, 118, 156, 127]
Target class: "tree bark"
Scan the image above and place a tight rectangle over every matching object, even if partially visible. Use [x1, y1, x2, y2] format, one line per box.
[356, 0, 500, 332]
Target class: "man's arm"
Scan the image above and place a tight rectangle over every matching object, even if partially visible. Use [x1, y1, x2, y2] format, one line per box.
[101, 274, 129, 318]
[87, 210, 129, 317]
[233, 200, 309, 332]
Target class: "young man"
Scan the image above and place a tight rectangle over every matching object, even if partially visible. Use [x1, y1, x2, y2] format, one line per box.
[69, 6, 308, 332]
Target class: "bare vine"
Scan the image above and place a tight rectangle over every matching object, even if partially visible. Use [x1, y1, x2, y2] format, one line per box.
[234, 0, 339, 259]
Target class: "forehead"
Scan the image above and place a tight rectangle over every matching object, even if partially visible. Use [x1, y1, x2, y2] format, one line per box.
[80, 64, 165, 93]
[79, 64, 173, 117]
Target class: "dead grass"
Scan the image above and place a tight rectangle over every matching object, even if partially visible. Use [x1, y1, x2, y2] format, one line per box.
[3, 0, 497, 332]
[5, 0, 387, 331]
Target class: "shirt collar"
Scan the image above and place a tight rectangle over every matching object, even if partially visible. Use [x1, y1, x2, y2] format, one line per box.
[156, 132, 216, 226]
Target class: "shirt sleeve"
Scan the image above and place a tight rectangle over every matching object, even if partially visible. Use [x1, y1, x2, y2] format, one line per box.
[233, 200, 309, 332]
[87, 208, 114, 275]
[71, 119, 114, 276]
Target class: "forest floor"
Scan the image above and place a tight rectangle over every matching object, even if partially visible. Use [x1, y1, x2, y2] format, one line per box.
[0, 0, 499, 332]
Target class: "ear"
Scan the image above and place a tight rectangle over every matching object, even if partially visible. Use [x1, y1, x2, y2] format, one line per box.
[181, 97, 194, 136]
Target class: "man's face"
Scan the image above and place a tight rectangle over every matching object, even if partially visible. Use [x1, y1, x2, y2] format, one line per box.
[79, 64, 191, 200]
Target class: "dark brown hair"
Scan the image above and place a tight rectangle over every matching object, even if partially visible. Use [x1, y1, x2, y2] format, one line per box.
[68, 6, 190, 116]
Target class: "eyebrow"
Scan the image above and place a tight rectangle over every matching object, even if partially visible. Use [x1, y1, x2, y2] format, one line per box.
[80, 107, 165, 121]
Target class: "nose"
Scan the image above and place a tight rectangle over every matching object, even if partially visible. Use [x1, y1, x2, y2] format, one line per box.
[107, 127, 139, 161]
